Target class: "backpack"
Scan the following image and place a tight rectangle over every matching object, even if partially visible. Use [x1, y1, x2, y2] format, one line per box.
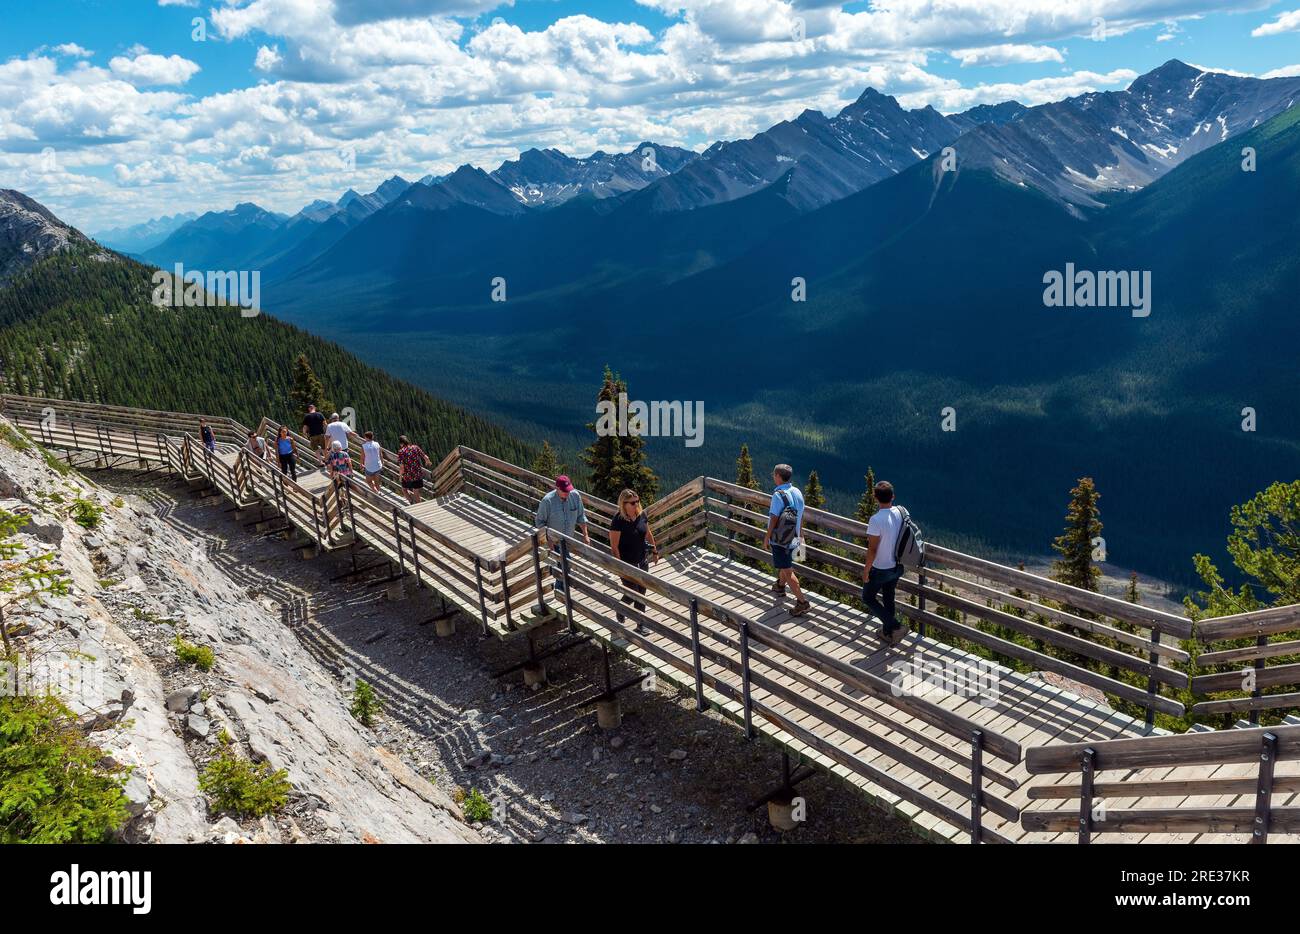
[772, 489, 800, 548]
[893, 505, 926, 570]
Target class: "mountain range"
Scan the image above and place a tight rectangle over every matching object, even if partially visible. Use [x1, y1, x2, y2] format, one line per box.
[7, 59, 1300, 583]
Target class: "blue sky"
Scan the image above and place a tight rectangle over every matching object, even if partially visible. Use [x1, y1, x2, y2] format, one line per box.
[3, 1, 1298, 230]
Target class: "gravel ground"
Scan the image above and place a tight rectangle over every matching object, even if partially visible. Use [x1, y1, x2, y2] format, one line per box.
[98, 470, 922, 845]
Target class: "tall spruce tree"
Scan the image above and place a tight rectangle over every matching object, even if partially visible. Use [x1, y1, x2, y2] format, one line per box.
[1125, 571, 1141, 604]
[805, 470, 826, 509]
[854, 467, 878, 544]
[736, 444, 759, 490]
[532, 440, 562, 479]
[289, 354, 331, 427]
[1052, 477, 1102, 592]
[582, 366, 659, 503]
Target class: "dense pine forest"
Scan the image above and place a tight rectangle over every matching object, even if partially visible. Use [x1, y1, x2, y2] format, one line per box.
[0, 246, 534, 466]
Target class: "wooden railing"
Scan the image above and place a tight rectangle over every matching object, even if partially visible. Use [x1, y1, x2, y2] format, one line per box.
[539, 526, 1025, 842]
[699, 477, 1191, 725]
[1021, 724, 1300, 842]
[1191, 604, 1300, 722]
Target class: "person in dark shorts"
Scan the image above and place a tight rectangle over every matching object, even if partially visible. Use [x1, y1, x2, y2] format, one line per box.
[763, 463, 810, 617]
[275, 426, 297, 479]
[609, 488, 659, 632]
[397, 435, 431, 504]
[301, 404, 327, 455]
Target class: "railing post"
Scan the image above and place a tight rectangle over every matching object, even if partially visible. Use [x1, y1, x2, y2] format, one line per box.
[391, 507, 405, 575]
[916, 563, 928, 638]
[740, 620, 754, 739]
[407, 514, 421, 588]
[1252, 731, 1277, 844]
[1078, 747, 1096, 844]
[1144, 627, 1161, 730]
[559, 539, 576, 635]
[1250, 634, 1267, 726]
[969, 729, 984, 844]
[499, 564, 513, 629]
[310, 495, 323, 544]
[689, 597, 705, 712]
[531, 531, 546, 615]
[473, 557, 489, 635]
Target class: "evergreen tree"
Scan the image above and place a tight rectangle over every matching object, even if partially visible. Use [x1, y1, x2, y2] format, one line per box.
[532, 440, 562, 479]
[1126, 571, 1141, 604]
[1185, 479, 1300, 620]
[736, 444, 759, 490]
[854, 467, 878, 545]
[582, 366, 659, 503]
[289, 354, 331, 427]
[1051, 477, 1102, 593]
[805, 470, 826, 509]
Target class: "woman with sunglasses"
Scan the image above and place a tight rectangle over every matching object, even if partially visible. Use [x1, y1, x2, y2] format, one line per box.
[609, 488, 659, 632]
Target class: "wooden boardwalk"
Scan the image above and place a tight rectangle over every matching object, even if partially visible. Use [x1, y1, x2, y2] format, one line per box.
[5, 393, 1299, 845]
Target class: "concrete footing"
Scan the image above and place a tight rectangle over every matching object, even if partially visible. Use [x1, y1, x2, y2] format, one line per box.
[595, 696, 622, 730]
[298, 543, 319, 560]
[434, 616, 456, 637]
[385, 579, 407, 602]
[767, 794, 799, 832]
[522, 661, 547, 689]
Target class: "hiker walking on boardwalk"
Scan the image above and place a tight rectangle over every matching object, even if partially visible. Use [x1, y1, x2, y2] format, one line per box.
[763, 464, 810, 617]
[361, 431, 384, 493]
[199, 419, 216, 453]
[302, 404, 327, 455]
[275, 426, 297, 479]
[325, 412, 349, 451]
[246, 430, 267, 459]
[610, 488, 659, 632]
[326, 439, 353, 488]
[536, 475, 590, 594]
[397, 435, 432, 505]
[861, 480, 907, 644]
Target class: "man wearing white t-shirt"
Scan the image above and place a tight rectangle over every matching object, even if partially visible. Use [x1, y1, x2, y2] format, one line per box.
[862, 480, 907, 644]
[325, 413, 350, 453]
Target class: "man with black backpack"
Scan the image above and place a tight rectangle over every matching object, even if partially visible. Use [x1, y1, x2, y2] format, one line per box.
[763, 464, 810, 617]
[861, 480, 919, 644]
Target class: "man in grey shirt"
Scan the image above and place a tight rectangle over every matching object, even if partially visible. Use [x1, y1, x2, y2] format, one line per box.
[535, 475, 591, 545]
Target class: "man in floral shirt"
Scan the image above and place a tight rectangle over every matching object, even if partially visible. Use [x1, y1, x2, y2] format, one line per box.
[397, 434, 432, 504]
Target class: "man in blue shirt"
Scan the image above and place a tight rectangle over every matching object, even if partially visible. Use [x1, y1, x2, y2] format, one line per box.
[536, 475, 590, 595]
[762, 464, 810, 617]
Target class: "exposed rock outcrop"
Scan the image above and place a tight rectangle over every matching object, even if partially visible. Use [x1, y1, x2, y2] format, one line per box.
[0, 419, 479, 843]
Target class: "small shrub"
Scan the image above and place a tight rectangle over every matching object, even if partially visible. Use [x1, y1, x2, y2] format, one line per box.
[0, 424, 30, 452]
[70, 498, 103, 530]
[198, 751, 290, 818]
[0, 694, 129, 842]
[173, 635, 215, 672]
[462, 787, 492, 823]
[349, 679, 382, 726]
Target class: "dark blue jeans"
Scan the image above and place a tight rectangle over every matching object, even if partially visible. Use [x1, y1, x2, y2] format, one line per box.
[862, 565, 906, 634]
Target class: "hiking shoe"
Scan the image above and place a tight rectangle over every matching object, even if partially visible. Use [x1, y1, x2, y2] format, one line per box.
[790, 600, 811, 617]
[771, 582, 786, 595]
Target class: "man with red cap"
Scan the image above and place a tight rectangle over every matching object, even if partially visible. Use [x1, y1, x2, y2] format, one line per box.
[535, 475, 591, 554]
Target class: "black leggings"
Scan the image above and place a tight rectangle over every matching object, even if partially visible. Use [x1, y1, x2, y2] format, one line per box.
[278, 452, 297, 479]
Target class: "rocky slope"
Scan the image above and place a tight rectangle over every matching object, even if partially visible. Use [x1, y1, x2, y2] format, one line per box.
[0, 419, 479, 843]
[0, 189, 94, 285]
